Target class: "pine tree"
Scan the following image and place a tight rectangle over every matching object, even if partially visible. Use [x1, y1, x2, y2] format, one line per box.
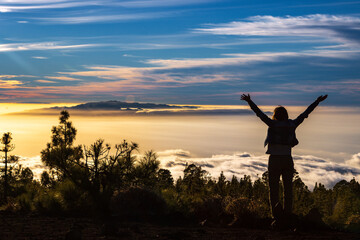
[41, 110, 82, 180]
[1, 132, 15, 201]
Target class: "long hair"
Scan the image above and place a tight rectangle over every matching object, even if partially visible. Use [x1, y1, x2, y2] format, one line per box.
[272, 106, 288, 121]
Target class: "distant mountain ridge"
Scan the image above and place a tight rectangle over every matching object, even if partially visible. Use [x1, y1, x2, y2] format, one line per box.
[51, 100, 198, 110]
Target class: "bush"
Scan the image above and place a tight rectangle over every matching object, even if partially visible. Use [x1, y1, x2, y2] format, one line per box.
[193, 195, 231, 225]
[111, 187, 167, 220]
[33, 191, 63, 215]
[17, 193, 34, 212]
[225, 196, 252, 219]
[56, 179, 84, 212]
[224, 196, 270, 227]
[160, 188, 178, 211]
[250, 199, 271, 218]
[0, 197, 21, 212]
[346, 214, 360, 232]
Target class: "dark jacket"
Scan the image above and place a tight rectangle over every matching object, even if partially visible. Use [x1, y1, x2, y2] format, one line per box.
[247, 100, 320, 147]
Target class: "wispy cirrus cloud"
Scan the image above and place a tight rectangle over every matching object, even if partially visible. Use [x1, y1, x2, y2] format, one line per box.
[63, 65, 241, 84]
[45, 76, 81, 81]
[34, 12, 172, 24]
[0, 76, 158, 101]
[0, 79, 23, 88]
[0, 0, 214, 12]
[0, 1, 103, 12]
[0, 0, 215, 24]
[0, 42, 100, 52]
[146, 49, 360, 69]
[44, 48, 359, 98]
[0, 0, 74, 3]
[36, 80, 56, 84]
[274, 80, 360, 94]
[1, 46, 359, 102]
[116, 0, 217, 8]
[195, 14, 360, 46]
[0, 72, 242, 102]
[32, 56, 48, 59]
[290, 1, 360, 9]
[0, 74, 34, 78]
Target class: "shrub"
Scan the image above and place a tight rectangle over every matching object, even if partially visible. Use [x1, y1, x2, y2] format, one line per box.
[193, 195, 229, 224]
[33, 191, 63, 215]
[55, 179, 83, 212]
[346, 214, 360, 232]
[225, 196, 253, 219]
[111, 187, 166, 220]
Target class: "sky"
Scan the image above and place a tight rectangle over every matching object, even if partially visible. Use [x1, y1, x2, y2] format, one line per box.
[1, 0, 360, 105]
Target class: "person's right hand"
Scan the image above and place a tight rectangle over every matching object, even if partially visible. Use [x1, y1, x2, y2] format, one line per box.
[316, 95, 328, 102]
[241, 94, 251, 102]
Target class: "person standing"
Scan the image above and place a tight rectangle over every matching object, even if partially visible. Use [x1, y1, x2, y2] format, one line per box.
[241, 94, 327, 228]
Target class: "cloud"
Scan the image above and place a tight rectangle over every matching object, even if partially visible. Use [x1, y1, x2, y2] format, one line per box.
[274, 79, 360, 95]
[9, 104, 263, 116]
[7, 46, 349, 101]
[0, 1, 103, 12]
[158, 149, 192, 158]
[32, 56, 48, 59]
[293, 1, 360, 8]
[36, 80, 57, 84]
[0, 42, 99, 52]
[145, 49, 360, 69]
[346, 153, 360, 168]
[136, 108, 253, 116]
[0, 0, 214, 25]
[45, 76, 80, 81]
[0, 80, 23, 88]
[17, 156, 47, 180]
[117, 0, 216, 8]
[0, 0, 73, 3]
[0, 0, 214, 13]
[0, 74, 34, 79]
[195, 14, 360, 45]
[62, 48, 358, 81]
[61, 66, 242, 89]
[1, 47, 359, 102]
[13, 150, 360, 188]
[157, 150, 360, 189]
[34, 12, 171, 24]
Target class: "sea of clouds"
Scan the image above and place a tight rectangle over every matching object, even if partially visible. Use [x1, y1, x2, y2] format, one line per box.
[17, 150, 360, 190]
[157, 149, 360, 190]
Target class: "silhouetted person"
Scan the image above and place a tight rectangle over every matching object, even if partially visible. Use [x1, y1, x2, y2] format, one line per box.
[241, 94, 327, 228]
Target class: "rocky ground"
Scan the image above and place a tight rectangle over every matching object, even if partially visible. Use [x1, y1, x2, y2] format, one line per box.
[0, 214, 359, 240]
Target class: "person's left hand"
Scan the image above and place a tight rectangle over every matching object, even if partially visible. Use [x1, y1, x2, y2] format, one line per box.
[317, 95, 328, 102]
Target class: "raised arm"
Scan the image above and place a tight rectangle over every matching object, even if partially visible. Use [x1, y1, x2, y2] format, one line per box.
[294, 95, 328, 127]
[241, 94, 273, 126]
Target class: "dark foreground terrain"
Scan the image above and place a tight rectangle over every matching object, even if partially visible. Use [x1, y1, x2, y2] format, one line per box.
[0, 214, 359, 240]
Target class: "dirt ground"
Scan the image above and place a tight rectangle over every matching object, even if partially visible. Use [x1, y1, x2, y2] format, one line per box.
[0, 214, 359, 240]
